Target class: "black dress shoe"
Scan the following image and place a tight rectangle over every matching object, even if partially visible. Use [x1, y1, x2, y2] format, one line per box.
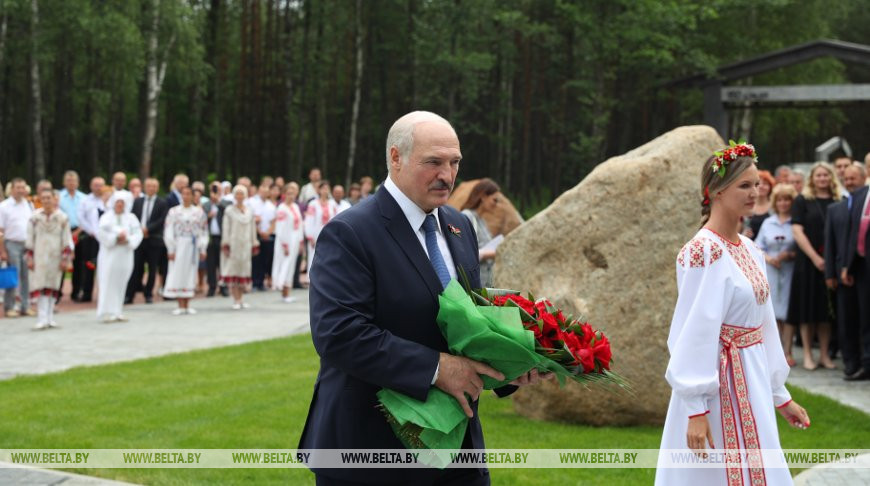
[71, 295, 82, 302]
[124, 298, 134, 305]
[844, 368, 869, 381]
[145, 296, 153, 304]
[219, 287, 229, 297]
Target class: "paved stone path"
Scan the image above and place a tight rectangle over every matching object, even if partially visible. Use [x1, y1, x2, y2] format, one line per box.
[0, 290, 310, 381]
[0, 462, 136, 485]
[787, 345, 870, 416]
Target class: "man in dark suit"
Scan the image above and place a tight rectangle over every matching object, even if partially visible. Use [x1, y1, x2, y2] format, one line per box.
[204, 182, 230, 297]
[126, 177, 169, 304]
[825, 165, 865, 377]
[298, 112, 544, 485]
[842, 164, 870, 381]
[165, 173, 188, 208]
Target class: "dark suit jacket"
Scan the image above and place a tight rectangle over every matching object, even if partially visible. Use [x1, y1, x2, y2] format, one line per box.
[846, 186, 870, 273]
[165, 190, 181, 209]
[299, 187, 507, 482]
[824, 199, 851, 281]
[132, 195, 169, 239]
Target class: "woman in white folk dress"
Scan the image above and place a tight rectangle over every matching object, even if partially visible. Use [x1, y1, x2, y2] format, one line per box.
[96, 194, 142, 323]
[220, 185, 259, 310]
[163, 186, 208, 315]
[655, 143, 810, 486]
[272, 182, 305, 303]
[303, 181, 337, 275]
[26, 189, 73, 329]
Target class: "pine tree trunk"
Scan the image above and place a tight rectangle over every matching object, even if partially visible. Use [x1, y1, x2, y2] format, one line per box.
[345, 0, 363, 189]
[29, 0, 45, 180]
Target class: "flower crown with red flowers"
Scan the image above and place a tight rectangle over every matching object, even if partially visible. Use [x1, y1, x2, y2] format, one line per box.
[711, 139, 758, 178]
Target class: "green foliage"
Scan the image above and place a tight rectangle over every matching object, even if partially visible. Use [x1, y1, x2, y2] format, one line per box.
[0, 0, 868, 212]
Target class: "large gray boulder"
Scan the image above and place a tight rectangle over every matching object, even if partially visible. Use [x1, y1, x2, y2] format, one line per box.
[494, 126, 725, 425]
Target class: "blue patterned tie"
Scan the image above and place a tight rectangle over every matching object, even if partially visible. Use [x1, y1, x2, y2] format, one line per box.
[422, 214, 451, 289]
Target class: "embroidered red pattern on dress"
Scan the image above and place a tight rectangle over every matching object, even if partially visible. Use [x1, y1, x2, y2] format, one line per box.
[711, 235, 770, 305]
[677, 237, 723, 268]
[719, 324, 767, 486]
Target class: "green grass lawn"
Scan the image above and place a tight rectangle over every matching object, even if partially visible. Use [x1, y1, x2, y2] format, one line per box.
[0, 334, 867, 485]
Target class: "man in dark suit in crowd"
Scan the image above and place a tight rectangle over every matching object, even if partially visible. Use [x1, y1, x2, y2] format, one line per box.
[204, 181, 230, 297]
[298, 111, 545, 485]
[842, 163, 870, 381]
[825, 164, 865, 377]
[165, 173, 188, 208]
[126, 178, 168, 304]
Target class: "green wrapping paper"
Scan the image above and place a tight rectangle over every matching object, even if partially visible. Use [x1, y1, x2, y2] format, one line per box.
[376, 280, 573, 466]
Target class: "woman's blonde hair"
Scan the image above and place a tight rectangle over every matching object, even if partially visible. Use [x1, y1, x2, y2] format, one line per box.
[770, 183, 797, 214]
[699, 154, 758, 227]
[803, 161, 842, 201]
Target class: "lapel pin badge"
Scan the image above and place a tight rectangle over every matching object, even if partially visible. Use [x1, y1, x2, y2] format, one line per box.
[447, 224, 461, 237]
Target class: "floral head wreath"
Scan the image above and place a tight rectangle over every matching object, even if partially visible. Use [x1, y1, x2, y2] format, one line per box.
[711, 139, 758, 178]
[703, 140, 759, 206]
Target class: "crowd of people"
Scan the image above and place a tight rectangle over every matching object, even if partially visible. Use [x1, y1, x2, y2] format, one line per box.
[0, 168, 380, 326]
[747, 152, 870, 382]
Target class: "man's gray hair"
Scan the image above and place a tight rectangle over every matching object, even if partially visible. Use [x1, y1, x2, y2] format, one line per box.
[385, 111, 455, 173]
[63, 170, 79, 181]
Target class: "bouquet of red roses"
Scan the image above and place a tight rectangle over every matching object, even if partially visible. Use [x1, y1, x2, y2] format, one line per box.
[377, 274, 627, 467]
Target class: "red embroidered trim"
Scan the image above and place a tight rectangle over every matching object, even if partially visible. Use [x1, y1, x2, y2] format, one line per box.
[220, 276, 252, 285]
[677, 237, 723, 268]
[775, 399, 793, 409]
[688, 411, 710, 419]
[710, 232, 770, 305]
[719, 324, 766, 486]
[706, 227, 741, 246]
[29, 289, 60, 299]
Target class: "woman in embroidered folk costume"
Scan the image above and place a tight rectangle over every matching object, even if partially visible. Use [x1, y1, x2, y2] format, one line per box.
[272, 182, 304, 303]
[656, 142, 810, 486]
[26, 189, 73, 329]
[163, 186, 208, 315]
[96, 194, 142, 323]
[220, 185, 259, 310]
[303, 180, 337, 273]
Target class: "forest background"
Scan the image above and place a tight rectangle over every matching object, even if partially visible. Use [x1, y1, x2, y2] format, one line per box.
[1, 0, 868, 212]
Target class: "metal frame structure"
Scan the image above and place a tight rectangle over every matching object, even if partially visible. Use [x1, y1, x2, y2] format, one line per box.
[671, 39, 870, 137]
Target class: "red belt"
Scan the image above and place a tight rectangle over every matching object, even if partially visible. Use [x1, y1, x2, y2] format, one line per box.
[719, 324, 766, 486]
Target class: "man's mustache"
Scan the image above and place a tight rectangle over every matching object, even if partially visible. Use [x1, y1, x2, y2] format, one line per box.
[429, 180, 452, 191]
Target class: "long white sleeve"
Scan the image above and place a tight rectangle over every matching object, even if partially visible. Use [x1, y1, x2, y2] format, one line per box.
[665, 237, 732, 417]
[163, 208, 176, 254]
[126, 215, 144, 251]
[96, 214, 118, 248]
[751, 242, 793, 407]
[195, 208, 209, 253]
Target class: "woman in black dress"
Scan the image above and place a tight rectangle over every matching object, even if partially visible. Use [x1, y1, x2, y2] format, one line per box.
[787, 162, 842, 370]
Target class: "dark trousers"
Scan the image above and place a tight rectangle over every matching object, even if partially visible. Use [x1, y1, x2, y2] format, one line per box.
[206, 236, 222, 293]
[60, 228, 82, 300]
[76, 233, 99, 300]
[127, 236, 165, 300]
[836, 282, 862, 373]
[252, 236, 274, 289]
[854, 260, 870, 369]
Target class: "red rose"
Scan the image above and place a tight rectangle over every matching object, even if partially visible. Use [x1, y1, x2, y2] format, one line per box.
[540, 312, 561, 339]
[575, 347, 595, 373]
[592, 334, 612, 370]
[578, 322, 595, 346]
[492, 294, 536, 315]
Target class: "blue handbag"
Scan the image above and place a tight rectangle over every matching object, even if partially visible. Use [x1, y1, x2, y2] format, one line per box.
[0, 264, 18, 289]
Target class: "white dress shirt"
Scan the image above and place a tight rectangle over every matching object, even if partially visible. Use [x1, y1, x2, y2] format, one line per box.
[383, 177, 457, 281]
[77, 193, 106, 237]
[0, 197, 34, 242]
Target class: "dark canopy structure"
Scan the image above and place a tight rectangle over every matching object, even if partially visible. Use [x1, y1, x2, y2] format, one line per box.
[671, 39, 870, 137]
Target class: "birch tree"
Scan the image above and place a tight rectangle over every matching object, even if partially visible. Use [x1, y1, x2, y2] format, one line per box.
[140, 0, 176, 178]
